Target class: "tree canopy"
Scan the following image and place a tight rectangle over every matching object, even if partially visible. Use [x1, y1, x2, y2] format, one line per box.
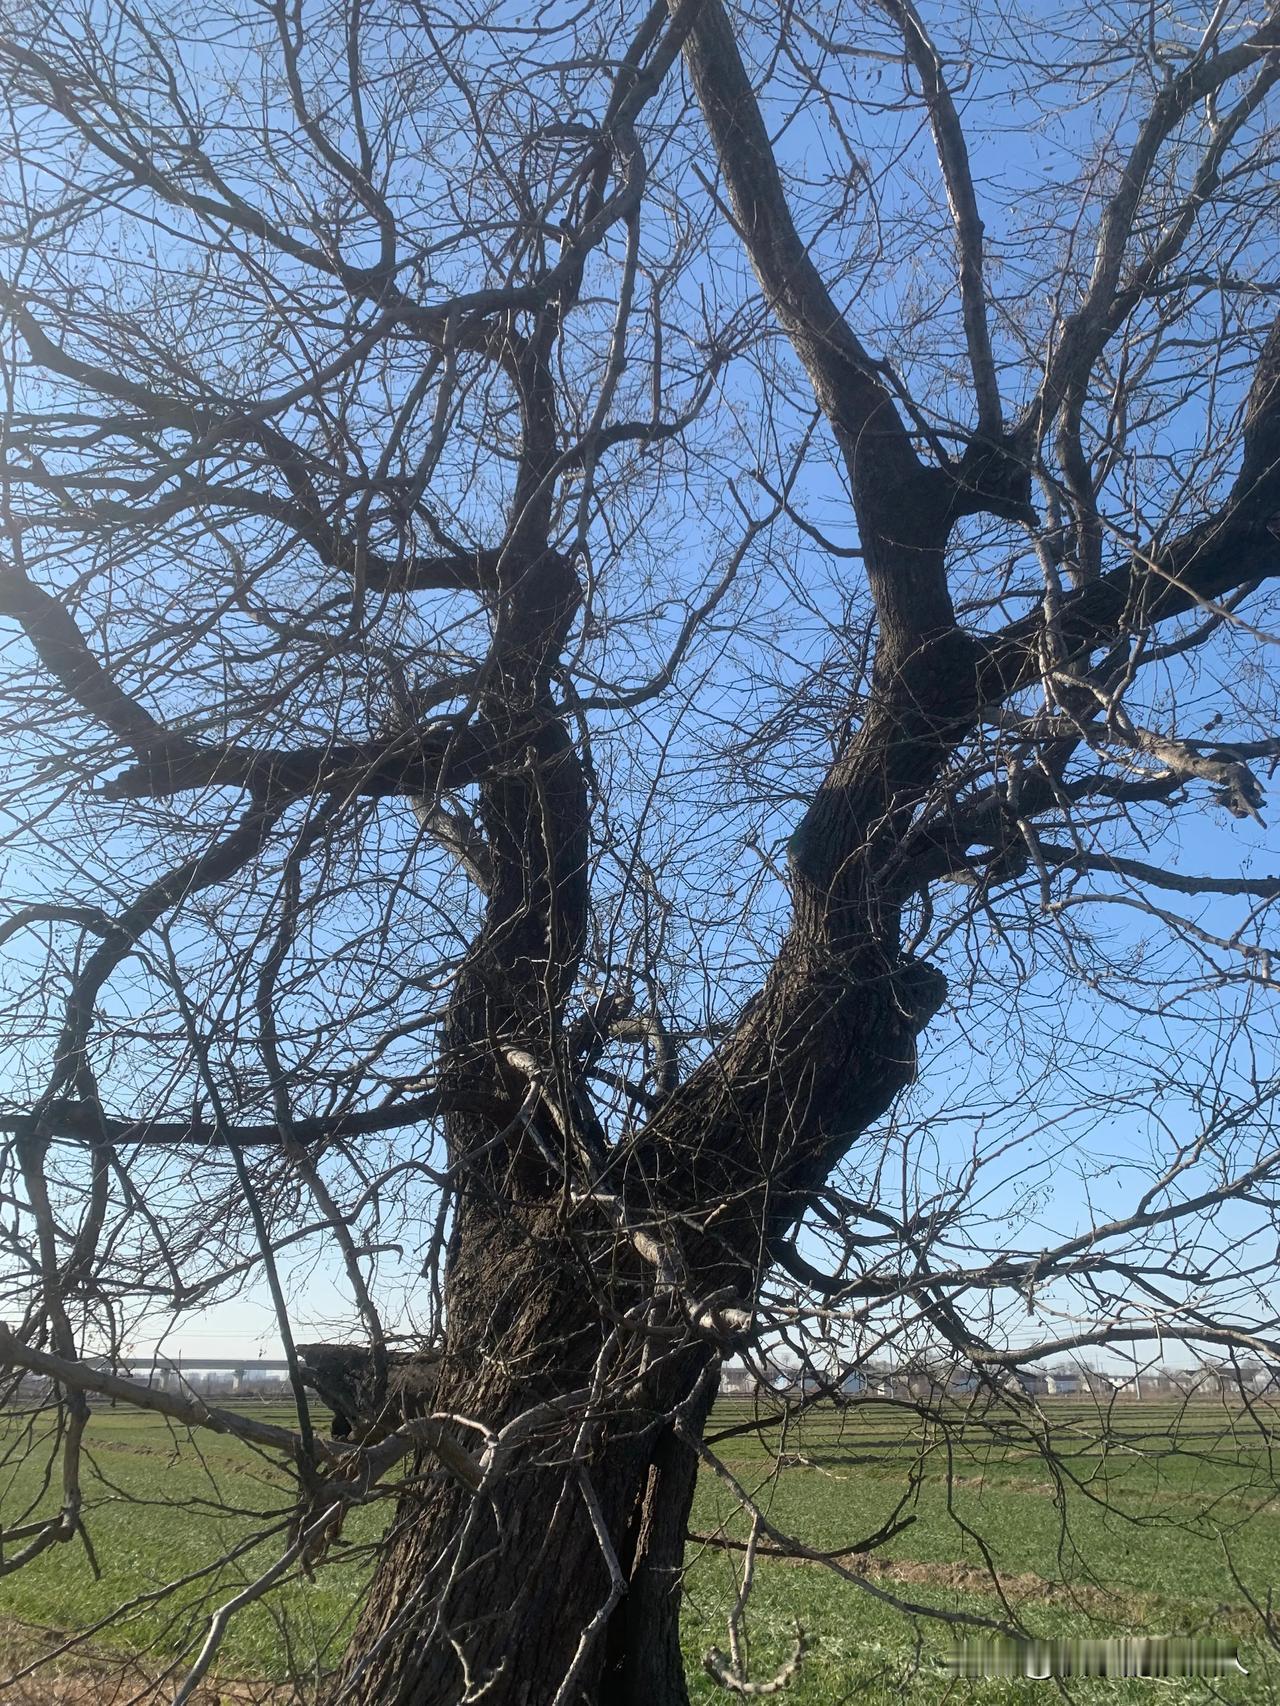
[1, 0, 1279, 1698]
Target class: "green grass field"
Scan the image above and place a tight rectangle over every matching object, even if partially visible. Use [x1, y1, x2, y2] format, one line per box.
[2, 1396, 1278, 1701]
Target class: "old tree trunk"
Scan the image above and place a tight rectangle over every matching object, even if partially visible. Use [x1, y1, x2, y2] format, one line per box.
[338, 276, 982, 1706]
[332, 2, 1280, 1699]
[337, 248, 969, 1706]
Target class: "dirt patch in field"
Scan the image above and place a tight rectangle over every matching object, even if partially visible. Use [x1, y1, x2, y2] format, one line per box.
[0, 1676, 273, 1705]
[703, 1542, 1256, 1630]
[0, 1668, 286, 1705]
[946, 1473, 1061, 1496]
[847, 1555, 1135, 1612]
[0, 1625, 289, 1705]
[749, 1549, 1254, 1632]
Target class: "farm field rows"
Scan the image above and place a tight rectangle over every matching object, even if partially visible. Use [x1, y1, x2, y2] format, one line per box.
[1, 1397, 1277, 1702]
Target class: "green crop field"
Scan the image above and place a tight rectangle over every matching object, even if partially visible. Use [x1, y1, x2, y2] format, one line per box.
[1, 1397, 1278, 1702]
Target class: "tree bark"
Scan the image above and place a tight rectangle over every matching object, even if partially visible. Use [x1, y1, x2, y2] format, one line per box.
[335, 551, 963, 1704]
[334, 1201, 714, 1706]
[605, 1371, 718, 1706]
[334, 910, 950, 1703]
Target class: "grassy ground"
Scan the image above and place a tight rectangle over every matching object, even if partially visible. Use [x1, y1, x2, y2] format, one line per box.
[0, 1397, 1277, 1701]
[684, 1398, 1280, 1703]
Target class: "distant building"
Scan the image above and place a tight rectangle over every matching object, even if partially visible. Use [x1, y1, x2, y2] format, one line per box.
[719, 1364, 754, 1398]
[759, 1360, 802, 1396]
[1044, 1368, 1081, 1396]
[868, 1369, 903, 1397]
[708, 1356, 1280, 1408]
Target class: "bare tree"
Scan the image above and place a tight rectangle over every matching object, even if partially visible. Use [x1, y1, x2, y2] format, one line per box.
[1, 0, 1279, 1699]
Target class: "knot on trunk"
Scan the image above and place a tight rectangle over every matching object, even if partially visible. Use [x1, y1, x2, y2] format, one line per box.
[949, 431, 1033, 522]
[297, 1343, 442, 1443]
[894, 954, 948, 1029]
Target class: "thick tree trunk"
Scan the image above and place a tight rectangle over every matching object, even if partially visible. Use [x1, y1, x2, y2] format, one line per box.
[334, 1199, 715, 1706]
[335, 934, 944, 1704]
[333, 298, 960, 1699]
[605, 1375, 718, 1706]
[341, 1438, 650, 1705]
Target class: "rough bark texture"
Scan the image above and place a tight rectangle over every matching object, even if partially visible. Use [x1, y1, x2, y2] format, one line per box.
[606, 1371, 718, 1706]
[337, 1205, 715, 1705]
[297, 1345, 441, 1442]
